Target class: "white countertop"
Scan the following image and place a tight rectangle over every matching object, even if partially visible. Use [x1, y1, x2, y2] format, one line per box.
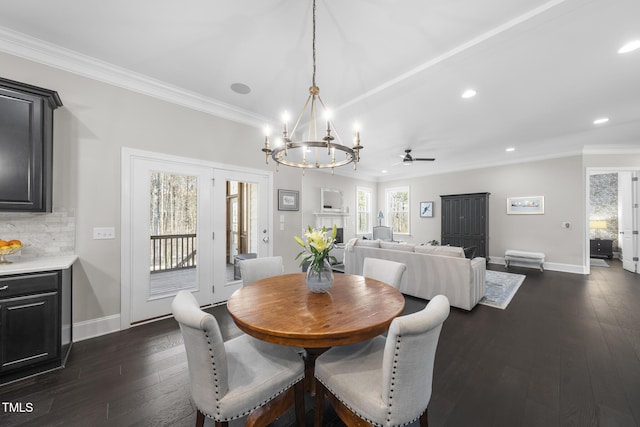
[0, 255, 78, 276]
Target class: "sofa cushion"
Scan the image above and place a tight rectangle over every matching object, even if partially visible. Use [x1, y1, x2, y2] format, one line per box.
[415, 245, 465, 258]
[343, 245, 486, 311]
[379, 242, 416, 252]
[414, 245, 438, 255]
[357, 239, 380, 248]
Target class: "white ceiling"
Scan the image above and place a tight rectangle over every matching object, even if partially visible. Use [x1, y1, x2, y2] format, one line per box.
[0, 0, 638, 181]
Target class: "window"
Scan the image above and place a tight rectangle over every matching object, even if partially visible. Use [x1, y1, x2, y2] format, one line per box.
[356, 186, 373, 235]
[385, 187, 410, 234]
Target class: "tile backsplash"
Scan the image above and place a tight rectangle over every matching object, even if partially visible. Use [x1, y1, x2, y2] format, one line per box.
[0, 210, 75, 257]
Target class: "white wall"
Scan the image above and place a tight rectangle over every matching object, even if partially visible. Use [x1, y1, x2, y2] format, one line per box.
[0, 51, 305, 324]
[3, 48, 637, 330]
[583, 153, 640, 169]
[300, 170, 377, 239]
[378, 156, 585, 270]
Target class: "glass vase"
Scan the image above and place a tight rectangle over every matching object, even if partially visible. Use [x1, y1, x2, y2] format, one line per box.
[306, 258, 334, 293]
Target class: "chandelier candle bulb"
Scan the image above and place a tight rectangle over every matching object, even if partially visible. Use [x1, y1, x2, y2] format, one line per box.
[260, 0, 362, 171]
[261, 135, 272, 164]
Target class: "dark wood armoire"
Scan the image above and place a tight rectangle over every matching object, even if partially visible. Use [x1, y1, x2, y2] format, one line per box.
[440, 192, 490, 260]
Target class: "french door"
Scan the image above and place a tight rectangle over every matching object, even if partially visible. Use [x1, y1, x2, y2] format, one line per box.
[122, 149, 273, 327]
[619, 171, 639, 273]
[212, 169, 272, 302]
[125, 154, 213, 324]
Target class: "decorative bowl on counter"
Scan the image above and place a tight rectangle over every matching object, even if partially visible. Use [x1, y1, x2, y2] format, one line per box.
[0, 240, 23, 264]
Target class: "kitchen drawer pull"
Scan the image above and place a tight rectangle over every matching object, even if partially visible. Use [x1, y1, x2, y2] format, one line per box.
[0, 285, 8, 291]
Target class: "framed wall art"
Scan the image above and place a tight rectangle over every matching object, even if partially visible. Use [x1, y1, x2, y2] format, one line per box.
[507, 196, 544, 214]
[420, 201, 434, 218]
[278, 189, 299, 211]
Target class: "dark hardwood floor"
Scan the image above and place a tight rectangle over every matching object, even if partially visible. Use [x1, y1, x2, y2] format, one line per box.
[1, 261, 639, 426]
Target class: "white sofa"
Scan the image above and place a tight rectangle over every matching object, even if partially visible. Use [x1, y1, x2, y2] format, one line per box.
[344, 239, 486, 311]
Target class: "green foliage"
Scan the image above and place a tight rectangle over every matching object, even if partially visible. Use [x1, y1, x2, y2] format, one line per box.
[294, 225, 338, 271]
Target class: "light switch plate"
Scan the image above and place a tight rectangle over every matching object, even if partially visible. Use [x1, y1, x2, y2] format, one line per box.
[93, 227, 116, 239]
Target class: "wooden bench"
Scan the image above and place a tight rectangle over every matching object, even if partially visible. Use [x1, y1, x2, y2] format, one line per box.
[505, 250, 545, 272]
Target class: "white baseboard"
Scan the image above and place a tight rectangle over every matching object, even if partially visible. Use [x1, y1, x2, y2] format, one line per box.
[489, 257, 587, 274]
[73, 314, 121, 342]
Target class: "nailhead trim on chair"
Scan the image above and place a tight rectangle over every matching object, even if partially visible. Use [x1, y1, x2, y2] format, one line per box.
[209, 378, 304, 422]
[386, 335, 401, 425]
[203, 331, 223, 420]
[197, 330, 304, 423]
[318, 333, 421, 427]
[317, 377, 379, 425]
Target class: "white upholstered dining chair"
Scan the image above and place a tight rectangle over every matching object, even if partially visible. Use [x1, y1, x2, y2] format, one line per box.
[171, 290, 305, 427]
[362, 257, 407, 289]
[238, 255, 284, 286]
[314, 294, 450, 427]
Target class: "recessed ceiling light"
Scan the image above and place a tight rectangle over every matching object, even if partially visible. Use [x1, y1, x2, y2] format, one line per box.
[230, 82, 251, 94]
[506, 147, 515, 152]
[618, 40, 640, 54]
[381, 170, 388, 174]
[461, 89, 477, 99]
[593, 117, 609, 125]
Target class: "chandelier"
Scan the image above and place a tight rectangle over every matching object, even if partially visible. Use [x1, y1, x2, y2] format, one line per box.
[261, 0, 362, 173]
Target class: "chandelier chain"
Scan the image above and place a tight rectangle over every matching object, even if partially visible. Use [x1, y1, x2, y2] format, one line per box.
[261, 0, 362, 171]
[312, 0, 317, 87]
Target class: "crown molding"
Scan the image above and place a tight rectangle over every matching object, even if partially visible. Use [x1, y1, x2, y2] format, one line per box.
[0, 26, 268, 129]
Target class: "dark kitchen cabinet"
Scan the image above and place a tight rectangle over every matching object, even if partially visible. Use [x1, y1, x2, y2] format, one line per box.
[0, 268, 72, 384]
[440, 192, 490, 259]
[0, 77, 63, 212]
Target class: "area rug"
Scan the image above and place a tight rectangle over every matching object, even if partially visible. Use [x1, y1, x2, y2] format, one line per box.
[480, 270, 526, 309]
[590, 258, 610, 268]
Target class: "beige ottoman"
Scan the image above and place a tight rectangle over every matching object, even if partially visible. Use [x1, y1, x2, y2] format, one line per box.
[505, 249, 545, 272]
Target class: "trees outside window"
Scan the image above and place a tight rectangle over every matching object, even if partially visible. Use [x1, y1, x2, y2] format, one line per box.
[150, 172, 197, 236]
[385, 187, 410, 234]
[356, 187, 372, 235]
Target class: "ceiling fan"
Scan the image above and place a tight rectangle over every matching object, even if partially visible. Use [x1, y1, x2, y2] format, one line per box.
[400, 149, 435, 165]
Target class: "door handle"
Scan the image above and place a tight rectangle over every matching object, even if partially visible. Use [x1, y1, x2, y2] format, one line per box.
[262, 236, 270, 243]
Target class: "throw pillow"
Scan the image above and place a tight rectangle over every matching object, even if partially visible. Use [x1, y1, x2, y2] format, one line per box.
[434, 246, 465, 258]
[356, 239, 380, 248]
[414, 245, 438, 255]
[414, 245, 465, 258]
[380, 242, 416, 252]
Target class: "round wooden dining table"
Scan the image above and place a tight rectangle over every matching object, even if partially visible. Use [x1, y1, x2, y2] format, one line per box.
[227, 272, 405, 391]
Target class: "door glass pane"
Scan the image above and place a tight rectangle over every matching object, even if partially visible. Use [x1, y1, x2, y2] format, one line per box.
[227, 180, 258, 283]
[149, 171, 198, 297]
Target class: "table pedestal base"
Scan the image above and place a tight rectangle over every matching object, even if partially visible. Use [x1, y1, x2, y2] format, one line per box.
[303, 347, 329, 395]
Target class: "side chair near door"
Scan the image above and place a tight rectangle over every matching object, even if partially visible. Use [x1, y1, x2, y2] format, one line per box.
[238, 255, 284, 286]
[171, 291, 305, 427]
[314, 294, 450, 427]
[362, 257, 407, 289]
